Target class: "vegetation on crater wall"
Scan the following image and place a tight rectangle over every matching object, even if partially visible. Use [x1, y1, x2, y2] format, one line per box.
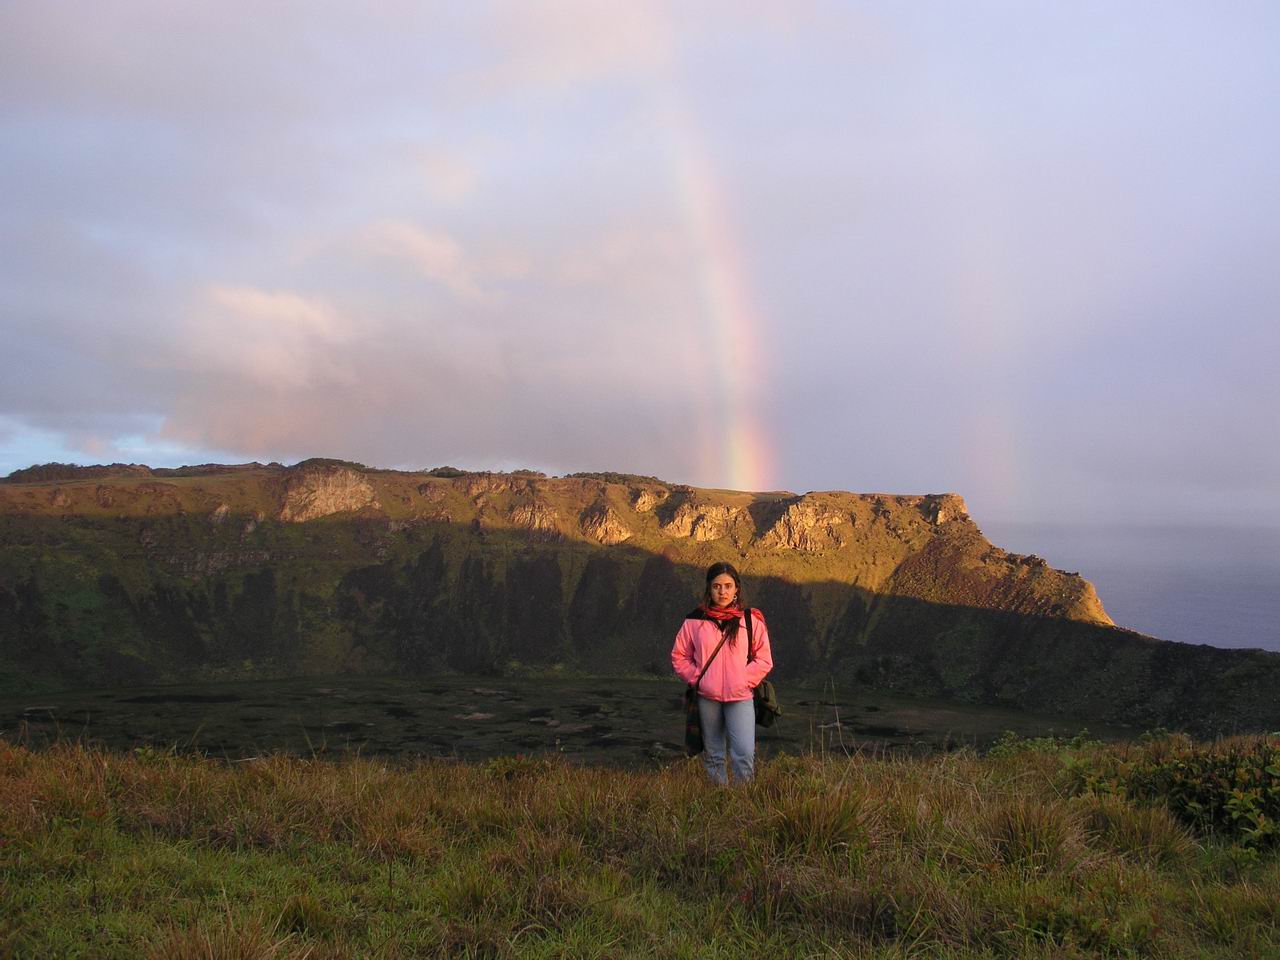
[2, 462, 1279, 735]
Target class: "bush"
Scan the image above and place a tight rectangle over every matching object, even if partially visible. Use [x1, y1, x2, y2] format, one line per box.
[987, 729, 1100, 759]
[1067, 736, 1280, 849]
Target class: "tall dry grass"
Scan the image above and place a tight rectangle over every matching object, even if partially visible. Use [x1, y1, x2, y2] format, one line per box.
[2, 737, 1279, 958]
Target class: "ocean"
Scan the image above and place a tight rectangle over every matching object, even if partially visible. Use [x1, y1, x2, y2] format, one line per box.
[981, 523, 1280, 653]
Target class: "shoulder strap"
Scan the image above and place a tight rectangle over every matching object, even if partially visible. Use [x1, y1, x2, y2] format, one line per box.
[693, 628, 731, 691]
[745, 607, 755, 663]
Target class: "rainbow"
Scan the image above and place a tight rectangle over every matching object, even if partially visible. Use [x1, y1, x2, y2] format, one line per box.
[661, 100, 777, 494]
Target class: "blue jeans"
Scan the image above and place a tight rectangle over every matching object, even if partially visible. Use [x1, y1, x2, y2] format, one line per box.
[698, 697, 755, 784]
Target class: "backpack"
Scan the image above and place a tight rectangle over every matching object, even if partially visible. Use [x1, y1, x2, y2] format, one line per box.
[743, 609, 781, 727]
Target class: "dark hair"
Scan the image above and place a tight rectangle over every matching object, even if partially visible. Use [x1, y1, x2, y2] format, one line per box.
[703, 562, 745, 644]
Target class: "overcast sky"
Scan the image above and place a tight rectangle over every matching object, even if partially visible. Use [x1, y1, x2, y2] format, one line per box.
[2, 2, 1277, 528]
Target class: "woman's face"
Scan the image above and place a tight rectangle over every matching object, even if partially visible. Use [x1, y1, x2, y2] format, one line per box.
[708, 573, 738, 608]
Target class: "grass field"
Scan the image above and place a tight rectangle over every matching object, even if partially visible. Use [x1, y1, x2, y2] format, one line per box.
[4, 733, 1279, 958]
[0, 674, 1134, 768]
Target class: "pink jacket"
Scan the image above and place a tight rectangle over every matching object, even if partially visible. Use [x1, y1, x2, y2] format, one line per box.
[671, 609, 773, 702]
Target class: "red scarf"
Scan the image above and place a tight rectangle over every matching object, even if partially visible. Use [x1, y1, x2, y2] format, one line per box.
[699, 603, 744, 623]
[699, 604, 766, 627]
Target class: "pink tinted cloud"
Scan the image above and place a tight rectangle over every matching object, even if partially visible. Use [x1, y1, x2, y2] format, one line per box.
[142, 212, 714, 478]
[478, 1, 673, 96]
[356, 221, 486, 303]
[178, 285, 362, 391]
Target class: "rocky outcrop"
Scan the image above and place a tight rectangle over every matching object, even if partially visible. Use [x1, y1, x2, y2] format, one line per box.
[920, 493, 969, 526]
[631, 487, 668, 513]
[464, 474, 524, 499]
[508, 499, 561, 538]
[461, 472, 544, 500]
[579, 501, 633, 544]
[279, 464, 380, 522]
[660, 500, 741, 541]
[759, 496, 848, 551]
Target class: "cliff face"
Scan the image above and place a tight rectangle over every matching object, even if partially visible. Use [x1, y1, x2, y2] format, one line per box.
[278, 464, 380, 522]
[1, 459, 1275, 734]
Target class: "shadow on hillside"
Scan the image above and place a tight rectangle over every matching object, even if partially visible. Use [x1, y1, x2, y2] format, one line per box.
[2, 513, 1279, 736]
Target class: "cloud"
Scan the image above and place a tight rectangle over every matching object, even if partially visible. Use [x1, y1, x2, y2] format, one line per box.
[477, 1, 673, 95]
[418, 150, 479, 204]
[175, 286, 361, 390]
[554, 226, 688, 290]
[135, 212, 713, 478]
[356, 222, 486, 302]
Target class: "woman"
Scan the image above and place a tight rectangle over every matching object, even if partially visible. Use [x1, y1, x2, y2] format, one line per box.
[671, 562, 773, 784]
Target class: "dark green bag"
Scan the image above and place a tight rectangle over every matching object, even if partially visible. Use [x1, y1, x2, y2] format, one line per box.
[752, 680, 781, 727]
[745, 608, 781, 727]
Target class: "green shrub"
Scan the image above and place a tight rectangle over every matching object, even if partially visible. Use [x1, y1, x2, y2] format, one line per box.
[1068, 736, 1280, 849]
[987, 729, 1100, 759]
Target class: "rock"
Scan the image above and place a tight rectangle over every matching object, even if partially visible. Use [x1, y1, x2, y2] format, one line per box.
[579, 501, 632, 544]
[49, 488, 70, 508]
[210, 503, 231, 524]
[920, 493, 968, 526]
[279, 464, 380, 522]
[631, 487, 668, 513]
[759, 496, 847, 551]
[462, 473, 528, 499]
[660, 501, 739, 541]
[508, 499, 561, 538]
